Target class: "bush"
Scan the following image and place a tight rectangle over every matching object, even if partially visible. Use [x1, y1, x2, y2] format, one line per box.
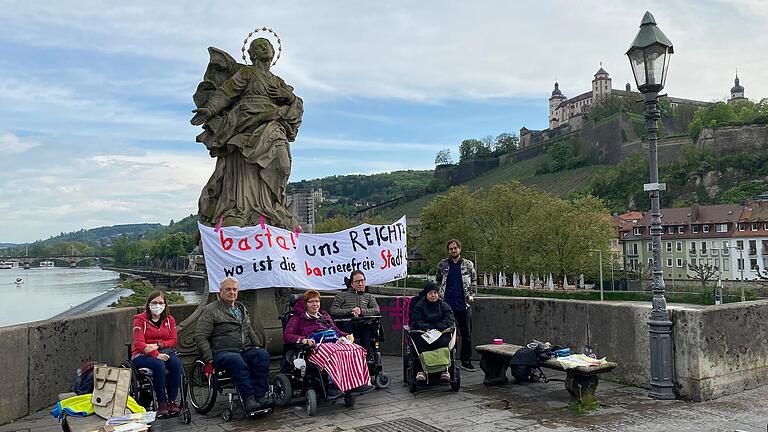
[110, 280, 185, 308]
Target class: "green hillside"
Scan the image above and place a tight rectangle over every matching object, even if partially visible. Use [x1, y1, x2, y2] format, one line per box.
[381, 155, 601, 220]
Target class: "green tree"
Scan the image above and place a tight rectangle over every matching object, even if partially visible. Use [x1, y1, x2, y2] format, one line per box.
[434, 149, 453, 165]
[493, 132, 519, 154]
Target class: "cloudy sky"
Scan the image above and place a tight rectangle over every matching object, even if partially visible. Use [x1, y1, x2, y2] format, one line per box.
[1, 0, 765, 243]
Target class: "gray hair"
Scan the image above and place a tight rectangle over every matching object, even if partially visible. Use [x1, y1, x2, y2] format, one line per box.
[220, 276, 239, 289]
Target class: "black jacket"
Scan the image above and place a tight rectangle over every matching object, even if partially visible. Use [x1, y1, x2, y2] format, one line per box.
[410, 298, 454, 331]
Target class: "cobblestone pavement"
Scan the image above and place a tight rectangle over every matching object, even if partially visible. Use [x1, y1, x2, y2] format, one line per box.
[3, 356, 768, 432]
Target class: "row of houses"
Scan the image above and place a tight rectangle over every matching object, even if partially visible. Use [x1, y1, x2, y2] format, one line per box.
[615, 200, 768, 281]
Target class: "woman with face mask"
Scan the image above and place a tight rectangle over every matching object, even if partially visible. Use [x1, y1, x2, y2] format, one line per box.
[131, 291, 181, 418]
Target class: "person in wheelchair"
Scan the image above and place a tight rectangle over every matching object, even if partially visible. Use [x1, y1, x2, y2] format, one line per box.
[409, 282, 455, 382]
[330, 270, 380, 354]
[195, 277, 273, 416]
[131, 291, 182, 418]
[284, 289, 374, 399]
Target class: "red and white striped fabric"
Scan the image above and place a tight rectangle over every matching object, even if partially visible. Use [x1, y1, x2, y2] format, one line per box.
[308, 342, 371, 392]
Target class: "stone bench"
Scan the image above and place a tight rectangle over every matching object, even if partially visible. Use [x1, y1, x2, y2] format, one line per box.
[475, 343, 617, 405]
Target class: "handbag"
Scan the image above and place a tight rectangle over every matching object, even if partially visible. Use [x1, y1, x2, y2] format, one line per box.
[91, 365, 132, 419]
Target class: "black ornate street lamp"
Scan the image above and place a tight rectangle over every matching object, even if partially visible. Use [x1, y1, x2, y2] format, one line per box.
[626, 11, 676, 400]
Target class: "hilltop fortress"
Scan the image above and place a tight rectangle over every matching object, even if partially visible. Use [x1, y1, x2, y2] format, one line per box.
[519, 67, 750, 150]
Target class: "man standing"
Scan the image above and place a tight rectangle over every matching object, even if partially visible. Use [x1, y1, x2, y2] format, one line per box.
[195, 277, 273, 415]
[435, 239, 477, 371]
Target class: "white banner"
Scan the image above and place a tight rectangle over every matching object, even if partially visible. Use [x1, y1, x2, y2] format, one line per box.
[198, 216, 407, 292]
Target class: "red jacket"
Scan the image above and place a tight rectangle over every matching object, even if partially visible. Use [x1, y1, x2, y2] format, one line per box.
[131, 312, 177, 359]
[283, 298, 347, 345]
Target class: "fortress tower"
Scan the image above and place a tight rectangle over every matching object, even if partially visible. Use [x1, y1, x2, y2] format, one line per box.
[728, 73, 745, 103]
[549, 82, 566, 128]
[592, 65, 612, 101]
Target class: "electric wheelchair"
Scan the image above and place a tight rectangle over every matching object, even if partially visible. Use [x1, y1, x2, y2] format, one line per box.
[332, 315, 391, 389]
[270, 294, 362, 416]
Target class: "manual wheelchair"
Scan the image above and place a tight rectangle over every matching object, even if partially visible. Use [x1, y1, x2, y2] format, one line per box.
[121, 343, 192, 424]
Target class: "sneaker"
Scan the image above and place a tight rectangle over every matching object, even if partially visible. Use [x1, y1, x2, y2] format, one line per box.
[415, 372, 426, 381]
[461, 361, 476, 372]
[350, 384, 374, 395]
[243, 395, 260, 414]
[156, 401, 170, 418]
[167, 400, 180, 416]
[440, 372, 451, 381]
[258, 396, 275, 408]
[326, 386, 343, 400]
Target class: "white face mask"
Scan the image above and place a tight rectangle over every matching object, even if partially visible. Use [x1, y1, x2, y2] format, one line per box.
[149, 304, 165, 315]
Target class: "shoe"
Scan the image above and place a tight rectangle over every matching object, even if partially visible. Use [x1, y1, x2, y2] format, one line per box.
[350, 384, 374, 395]
[167, 400, 181, 416]
[258, 396, 275, 408]
[244, 395, 260, 415]
[416, 372, 426, 381]
[440, 372, 451, 381]
[156, 401, 170, 418]
[326, 386, 343, 400]
[461, 361, 476, 372]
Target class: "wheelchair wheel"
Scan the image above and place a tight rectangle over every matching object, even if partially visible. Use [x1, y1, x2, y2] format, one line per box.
[222, 407, 232, 422]
[374, 372, 391, 389]
[189, 360, 217, 414]
[180, 374, 192, 424]
[407, 366, 418, 393]
[271, 374, 293, 407]
[344, 393, 356, 408]
[305, 389, 318, 416]
[450, 364, 461, 392]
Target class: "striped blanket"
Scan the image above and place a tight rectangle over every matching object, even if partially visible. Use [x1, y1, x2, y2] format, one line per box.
[309, 342, 371, 392]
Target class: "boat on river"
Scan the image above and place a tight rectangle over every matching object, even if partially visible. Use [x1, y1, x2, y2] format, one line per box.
[40, 260, 55, 269]
[0, 261, 20, 269]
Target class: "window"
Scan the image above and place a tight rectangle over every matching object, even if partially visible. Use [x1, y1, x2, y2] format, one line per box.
[676, 258, 684, 268]
[751, 222, 758, 231]
[648, 258, 653, 267]
[692, 225, 700, 233]
[676, 241, 683, 252]
[762, 240, 768, 255]
[737, 240, 744, 250]
[764, 222, 768, 230]
[667, 226, 674, 234]
[690, 242, 697, 253]
[738, 223, 746, 231]
[690, 259, 696, 266]
[723, 240, 730, 250]
[648, 242, 653, 252]
[723, 258, 729, 269]
[666, 242, 672, 252]
[716, 223, 728, 233]
[630, 243, 638, 255]
[750, 258, 759, 270]
[738, 258, 744, 271]
[712, 240, 718, 249]
[678, 226, 684, 234]
[633, 227, 641, 235]
[702, 224, 710, 233]
[701, 241, 707, 253]
[666, 258, 673, 267]
[749, 240, 757, 255]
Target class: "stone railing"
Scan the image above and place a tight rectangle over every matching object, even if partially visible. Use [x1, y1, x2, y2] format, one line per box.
[3, 295, 768, 424]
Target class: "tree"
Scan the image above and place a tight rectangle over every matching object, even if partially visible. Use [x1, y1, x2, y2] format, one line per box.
[458, 139, 492, 163]
[626, 262, 652, 282]
[493, 132, 519, 154]
[687, 263, 719, 290]
[434, 149, 453, 165]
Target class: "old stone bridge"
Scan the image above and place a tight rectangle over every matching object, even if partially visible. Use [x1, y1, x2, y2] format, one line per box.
[1, 255, 114, 268]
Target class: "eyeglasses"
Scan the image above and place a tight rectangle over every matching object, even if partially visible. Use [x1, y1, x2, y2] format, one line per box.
[352, 279, 365, 284]
[150, 301, 165, 305]
[306, 299, 321, 304]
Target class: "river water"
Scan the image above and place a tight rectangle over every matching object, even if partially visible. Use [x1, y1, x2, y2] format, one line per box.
[0, 267, 201, 327]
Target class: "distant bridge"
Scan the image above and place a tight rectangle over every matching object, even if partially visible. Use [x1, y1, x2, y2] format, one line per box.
[0, 255, 114, 269]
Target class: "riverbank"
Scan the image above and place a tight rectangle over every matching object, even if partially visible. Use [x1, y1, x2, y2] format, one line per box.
[51, 287, 134, 319]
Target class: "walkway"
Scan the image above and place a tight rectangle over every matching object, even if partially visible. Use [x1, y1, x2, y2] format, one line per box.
[2, 357, 767, 432]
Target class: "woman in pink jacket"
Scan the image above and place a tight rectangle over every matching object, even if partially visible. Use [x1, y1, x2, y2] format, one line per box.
[131, 291, 181, 418]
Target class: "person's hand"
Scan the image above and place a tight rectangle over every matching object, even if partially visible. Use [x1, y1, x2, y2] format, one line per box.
[302, 338, 316, 346]
[351, 307, 361, 317]
[267, 86, 294, 104]
[157, 353, 170, 362]
[144, 343, 159, 354]
[190, 107, 213, 125]
[204, 361, 214, 378]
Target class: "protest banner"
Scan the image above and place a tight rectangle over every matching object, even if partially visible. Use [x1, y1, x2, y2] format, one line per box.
[198, 216, 407, 292]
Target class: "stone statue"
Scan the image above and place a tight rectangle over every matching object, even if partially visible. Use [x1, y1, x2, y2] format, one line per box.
[190, 37, 303, 229]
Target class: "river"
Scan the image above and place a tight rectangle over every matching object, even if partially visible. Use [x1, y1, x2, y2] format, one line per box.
[0, 267, 200, 327]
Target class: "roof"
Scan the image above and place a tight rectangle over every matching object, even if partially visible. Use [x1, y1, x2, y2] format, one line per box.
[594, 67, 609, 77]
[557, 91, 592, 108]
[623, 204, 744, 241]
[740, 202, 768, 222]
[731, 76, 744, 93]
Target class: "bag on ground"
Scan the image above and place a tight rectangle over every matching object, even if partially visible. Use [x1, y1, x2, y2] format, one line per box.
[91, 365, 132, 419]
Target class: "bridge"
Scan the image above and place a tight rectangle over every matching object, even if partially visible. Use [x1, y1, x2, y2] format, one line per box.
[0, 255, 114, 268]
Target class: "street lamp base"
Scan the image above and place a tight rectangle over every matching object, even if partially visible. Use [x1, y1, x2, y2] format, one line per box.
[649, 383, 676, 400]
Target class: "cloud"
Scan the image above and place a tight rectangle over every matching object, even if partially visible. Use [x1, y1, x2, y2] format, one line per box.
[0, 131, 40, 154]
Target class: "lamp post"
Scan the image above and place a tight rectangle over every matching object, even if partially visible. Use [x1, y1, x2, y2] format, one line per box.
[726, 245, 746, 301]
[589, 249, 604, 301]
[626, 11, 676, 400]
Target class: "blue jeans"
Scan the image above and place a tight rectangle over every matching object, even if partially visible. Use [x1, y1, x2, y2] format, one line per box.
[213, 348, 270, 399]
[132, 349, 182, 403]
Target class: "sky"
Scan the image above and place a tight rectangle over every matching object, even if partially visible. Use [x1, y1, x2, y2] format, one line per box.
[1, 0, 766, 243]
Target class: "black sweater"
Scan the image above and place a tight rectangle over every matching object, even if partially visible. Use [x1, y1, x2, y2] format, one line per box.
[410, 298, 454, 331]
